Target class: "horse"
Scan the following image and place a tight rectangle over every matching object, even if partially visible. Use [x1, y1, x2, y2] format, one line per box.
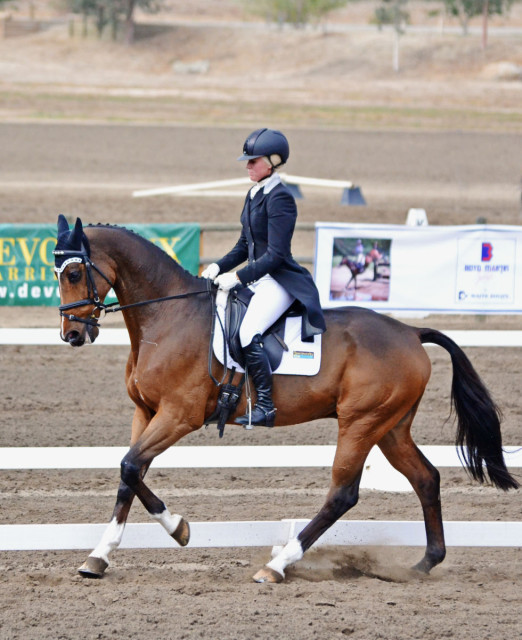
[338, 255, 372, 291]
[54, 216, 518, 583]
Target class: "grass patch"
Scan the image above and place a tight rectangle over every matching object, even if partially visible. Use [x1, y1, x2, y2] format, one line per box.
[1, 89, 521, 132]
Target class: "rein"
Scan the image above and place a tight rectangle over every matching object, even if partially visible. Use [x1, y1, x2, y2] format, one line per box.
[54, 248, 227, 385]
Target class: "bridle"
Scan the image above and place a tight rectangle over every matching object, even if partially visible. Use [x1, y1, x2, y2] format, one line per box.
[53, 249, 115, 327]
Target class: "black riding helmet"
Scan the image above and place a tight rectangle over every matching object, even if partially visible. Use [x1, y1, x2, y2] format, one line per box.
[237, 128, 289, 167]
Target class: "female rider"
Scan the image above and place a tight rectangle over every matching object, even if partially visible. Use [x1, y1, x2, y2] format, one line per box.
[202, 128, 326, 427]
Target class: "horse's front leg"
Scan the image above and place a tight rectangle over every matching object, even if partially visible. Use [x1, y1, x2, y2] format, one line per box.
[78, 478, 139, 578]
[119, 442, 191, 547]
[118, 410, 194, 542]
[78, 405, 152, 578]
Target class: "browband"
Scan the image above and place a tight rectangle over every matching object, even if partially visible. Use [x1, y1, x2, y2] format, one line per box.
[54, 256, 83, 274]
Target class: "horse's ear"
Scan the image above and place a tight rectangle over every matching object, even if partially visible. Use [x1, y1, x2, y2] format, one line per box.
[69, 217, 84, 251]
[57, 214, 70, 236]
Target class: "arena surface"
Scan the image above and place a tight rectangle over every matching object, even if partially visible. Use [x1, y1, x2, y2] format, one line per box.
[0, 122, 521, 639]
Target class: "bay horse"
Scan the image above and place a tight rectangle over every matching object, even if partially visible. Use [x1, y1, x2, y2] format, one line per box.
[339, 254, 372, 291]
[54, 216, 518, 583]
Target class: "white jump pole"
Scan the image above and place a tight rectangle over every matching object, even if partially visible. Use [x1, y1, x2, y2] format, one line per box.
[131, 174, 356, 199]
[280, 173, 354, 189]
[132, 178, 251, 198]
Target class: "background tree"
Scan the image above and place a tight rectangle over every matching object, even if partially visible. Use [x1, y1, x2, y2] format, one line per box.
[443, 0, 513, 45]
[240, 0, 349, 28]
[65, 0, 164, 43]
[374, 0, 409, 72]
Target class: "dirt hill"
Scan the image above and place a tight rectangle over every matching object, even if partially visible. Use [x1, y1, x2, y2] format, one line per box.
[1, 0, 521, 129]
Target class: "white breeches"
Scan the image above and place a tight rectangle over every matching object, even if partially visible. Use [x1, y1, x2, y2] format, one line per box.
[240, 275, 294, 348]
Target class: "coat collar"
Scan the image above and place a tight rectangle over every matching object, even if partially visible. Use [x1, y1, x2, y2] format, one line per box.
[249, 172, 281, 199]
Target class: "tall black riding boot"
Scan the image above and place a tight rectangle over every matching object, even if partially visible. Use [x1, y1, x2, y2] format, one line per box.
[235, 334, 276, 427]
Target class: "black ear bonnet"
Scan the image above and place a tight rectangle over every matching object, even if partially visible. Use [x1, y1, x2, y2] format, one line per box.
[54, 214, 91, 272]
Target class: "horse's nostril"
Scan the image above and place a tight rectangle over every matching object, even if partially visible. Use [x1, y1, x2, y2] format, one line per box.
[66, 331, 84, 347]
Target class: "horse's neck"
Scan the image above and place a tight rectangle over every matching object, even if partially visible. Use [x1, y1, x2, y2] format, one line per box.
[115, 257, 196, 304]
[94, 229, 206, 342]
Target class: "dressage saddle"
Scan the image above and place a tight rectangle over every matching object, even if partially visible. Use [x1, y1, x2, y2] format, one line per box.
[225, 285, 292, 370]
[206, 285, 303, 437]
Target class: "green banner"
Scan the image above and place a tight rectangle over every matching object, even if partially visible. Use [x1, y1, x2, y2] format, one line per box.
[0, 223, 201, 306]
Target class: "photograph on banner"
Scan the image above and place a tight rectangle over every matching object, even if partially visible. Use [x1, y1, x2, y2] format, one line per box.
[329, 236, 391, 302]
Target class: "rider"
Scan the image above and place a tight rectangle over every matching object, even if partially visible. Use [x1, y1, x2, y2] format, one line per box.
[355, 239, 365, 269]
[201, 128, 326, 427]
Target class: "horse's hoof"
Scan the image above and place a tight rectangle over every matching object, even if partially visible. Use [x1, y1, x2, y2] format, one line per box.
[172, 517, 190, 547]
[412, 559, 432, 574]
[78, 556, 108, 579]
[253, 567, 284, 583]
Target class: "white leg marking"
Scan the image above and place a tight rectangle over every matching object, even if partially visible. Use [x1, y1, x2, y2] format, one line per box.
[151, 509, 182, 537]
[266, 537, 303, 578]
[90, 517, 125, 564]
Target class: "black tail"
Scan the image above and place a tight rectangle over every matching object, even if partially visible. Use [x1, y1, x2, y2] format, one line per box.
[419, 328, 518, 491]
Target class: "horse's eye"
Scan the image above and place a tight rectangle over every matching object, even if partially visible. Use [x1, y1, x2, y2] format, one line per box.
[67, 270, 82, 284]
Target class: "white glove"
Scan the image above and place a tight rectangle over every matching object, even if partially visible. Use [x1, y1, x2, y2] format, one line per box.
[201, 262, 220, 280]
[215, 272, 240, 291]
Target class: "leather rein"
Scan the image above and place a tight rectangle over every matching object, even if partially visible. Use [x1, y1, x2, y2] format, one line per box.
[54, 249, 226, 386]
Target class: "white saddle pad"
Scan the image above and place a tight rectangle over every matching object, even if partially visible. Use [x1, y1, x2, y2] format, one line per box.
[213, 305, 321, 376]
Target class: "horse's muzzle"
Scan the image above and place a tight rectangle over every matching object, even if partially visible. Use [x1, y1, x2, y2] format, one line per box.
[64, 329, 86, 347]
[63, 324, 99, 347]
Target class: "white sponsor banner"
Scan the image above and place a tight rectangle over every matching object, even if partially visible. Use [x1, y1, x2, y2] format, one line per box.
[314, 223, 522, 314]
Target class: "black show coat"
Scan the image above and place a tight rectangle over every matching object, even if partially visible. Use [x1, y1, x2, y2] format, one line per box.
[216, 182, 326, 340]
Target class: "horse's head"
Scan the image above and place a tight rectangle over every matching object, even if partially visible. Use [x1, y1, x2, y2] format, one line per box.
[54, 215, 114, 347]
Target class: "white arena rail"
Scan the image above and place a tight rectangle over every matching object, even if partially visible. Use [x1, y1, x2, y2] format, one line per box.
[1, 520, 521, 552]
[2, 328, 522, 346]
[1, 445, 521, 492]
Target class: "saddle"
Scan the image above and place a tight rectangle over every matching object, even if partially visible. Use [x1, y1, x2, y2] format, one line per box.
[225, 286, 291, 370]
[206, 285, 301, 438]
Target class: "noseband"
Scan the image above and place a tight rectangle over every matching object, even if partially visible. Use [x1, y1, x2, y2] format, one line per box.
[53, 249, 115, 328]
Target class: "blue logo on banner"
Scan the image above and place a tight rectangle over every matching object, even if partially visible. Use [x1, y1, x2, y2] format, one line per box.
[481, 242, 493, 262]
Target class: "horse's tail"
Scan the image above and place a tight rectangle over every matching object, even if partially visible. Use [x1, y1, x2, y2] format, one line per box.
[419, 328, 519, 491]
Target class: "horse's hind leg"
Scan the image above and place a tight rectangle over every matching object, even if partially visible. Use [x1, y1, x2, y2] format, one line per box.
[378, 415, 446, 573]
[254, 431, 368, 583]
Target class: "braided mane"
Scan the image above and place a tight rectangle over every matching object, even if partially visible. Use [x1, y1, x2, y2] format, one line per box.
[85, 222, 198, 281]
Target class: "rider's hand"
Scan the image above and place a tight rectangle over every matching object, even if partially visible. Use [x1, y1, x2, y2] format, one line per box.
[201, 263, 220, 280]
[215, 272, 240, 291]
